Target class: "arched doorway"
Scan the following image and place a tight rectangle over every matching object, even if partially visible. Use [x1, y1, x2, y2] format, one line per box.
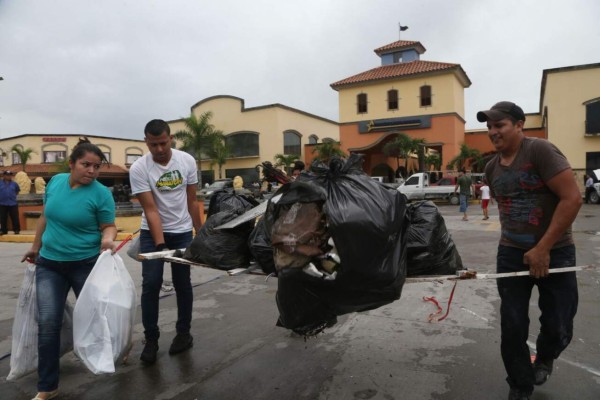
[371, 163, 394, 183]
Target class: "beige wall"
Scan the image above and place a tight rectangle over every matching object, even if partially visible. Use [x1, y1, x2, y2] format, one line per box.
[0, 135, 146, 168]
[337, 73, 466, 123]
[169, 96, 339, 177]
[542, 68, 600, 169]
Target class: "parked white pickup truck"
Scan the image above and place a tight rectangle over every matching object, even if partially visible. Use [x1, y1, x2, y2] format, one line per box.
[588, 169, 600, 203]
[396, 172, 461, 205]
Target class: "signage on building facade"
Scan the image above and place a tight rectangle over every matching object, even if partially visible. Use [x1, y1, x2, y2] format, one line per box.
[42, 137, 67, 142]
[358, 116, 431, 133]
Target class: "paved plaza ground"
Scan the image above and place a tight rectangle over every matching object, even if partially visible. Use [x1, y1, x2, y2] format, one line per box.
[0, 203, 599, 399]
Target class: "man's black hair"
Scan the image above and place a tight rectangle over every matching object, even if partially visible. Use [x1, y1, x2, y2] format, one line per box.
[144, 119, 170, 136]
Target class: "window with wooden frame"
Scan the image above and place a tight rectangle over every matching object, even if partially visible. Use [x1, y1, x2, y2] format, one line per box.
[585, 100, 600, 134]
[420, 85, 432, 107]
[357, 93, 368, 113]
[388, 89, 399, 110]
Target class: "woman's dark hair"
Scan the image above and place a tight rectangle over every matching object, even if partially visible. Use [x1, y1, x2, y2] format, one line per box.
[69, 137, 108, 164]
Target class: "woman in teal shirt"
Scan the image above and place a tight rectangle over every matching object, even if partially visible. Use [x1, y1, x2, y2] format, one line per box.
[22, 138, 117, 400]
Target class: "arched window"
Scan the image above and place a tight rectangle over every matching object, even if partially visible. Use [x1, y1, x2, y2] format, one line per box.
[225, 131, 259, 157]
[308, 135, 319, 144]
[322, 137, 335, 143]
[420, 85, 432, 107]
[97, 144, 111, 163]
[357, 93, 368, 113]
[41, 143, 68, 163]
[125, 146, 144, 166]
[283, 130, 302, 156]
[11, 144, 23, 164]
[388, 89, 399, 110]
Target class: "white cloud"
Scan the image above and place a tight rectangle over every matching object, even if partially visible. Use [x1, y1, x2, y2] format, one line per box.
[1, 0, 599, 139]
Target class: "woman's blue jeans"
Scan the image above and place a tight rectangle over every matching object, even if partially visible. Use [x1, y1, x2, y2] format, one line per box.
[36, 255, 97, 392]
[139, 229, 193, 340]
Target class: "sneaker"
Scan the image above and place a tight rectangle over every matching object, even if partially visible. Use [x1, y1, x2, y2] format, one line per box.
[533, 359, 553, 385]
[161, 283, 174, 292]
[140, 339, 159, 364]
[31, 389, 59, 400]
[508, 387, 531, 400]
[169, 333, 193, 355]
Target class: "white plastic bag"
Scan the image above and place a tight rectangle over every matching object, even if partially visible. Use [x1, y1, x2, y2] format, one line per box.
[7, 264, 74, 381]
[73, 251, 136, 374]
[126, 236, 141, 261]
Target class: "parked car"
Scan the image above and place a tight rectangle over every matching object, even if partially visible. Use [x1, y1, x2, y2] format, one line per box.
[200, 179, 233, 196]
[588, 169, 600, 203]
[199, 179, 233, 212]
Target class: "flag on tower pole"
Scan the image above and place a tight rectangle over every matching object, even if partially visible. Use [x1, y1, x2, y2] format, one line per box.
[399, 23, 409, 39]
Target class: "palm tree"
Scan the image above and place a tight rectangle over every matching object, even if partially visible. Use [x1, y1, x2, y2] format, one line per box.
[274, 154, 299, 175]
[173, 111, 224, 185]
[425, 153, 442, 171]
[207, 137, 231, 179]
[311, 141, 346, 163]
[383, 133, 425, 177]
[11, 145, 36, 171]
[447, 143, 481, 171]
[51, 159, 70, 173]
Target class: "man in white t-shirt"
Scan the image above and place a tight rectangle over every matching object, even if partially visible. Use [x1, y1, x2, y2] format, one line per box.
[480, 178, 493, 220]
[130, 119, 203, 364]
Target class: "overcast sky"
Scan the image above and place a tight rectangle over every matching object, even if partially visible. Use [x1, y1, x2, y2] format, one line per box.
[1, 0, 599, 140]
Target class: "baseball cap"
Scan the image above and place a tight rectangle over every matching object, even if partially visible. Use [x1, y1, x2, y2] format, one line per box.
[477, 101, 526, 123]
[3, 170, 14, 175]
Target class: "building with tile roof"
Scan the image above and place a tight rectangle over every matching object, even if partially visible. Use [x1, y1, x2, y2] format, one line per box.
[0, 134, 144, 187]
[465, 62, 600, 190]
[329, 39, 472, 181]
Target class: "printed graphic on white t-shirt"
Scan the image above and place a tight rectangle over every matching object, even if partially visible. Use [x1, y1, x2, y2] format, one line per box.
[156, 170, 184, 192]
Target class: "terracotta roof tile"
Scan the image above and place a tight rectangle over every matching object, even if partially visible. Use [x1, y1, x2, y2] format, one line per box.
[331, 60, 469, 89]
[374, 40, 425, 55]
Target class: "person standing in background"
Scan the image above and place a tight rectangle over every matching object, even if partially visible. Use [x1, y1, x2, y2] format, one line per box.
[0, 170, 21, 234]
[480, 177, 493, 220]
[584, 174, 594, 203]
[454, 168, 474, 221]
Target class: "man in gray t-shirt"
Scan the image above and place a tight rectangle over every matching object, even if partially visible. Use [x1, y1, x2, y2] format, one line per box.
[478, 101, 582, 400]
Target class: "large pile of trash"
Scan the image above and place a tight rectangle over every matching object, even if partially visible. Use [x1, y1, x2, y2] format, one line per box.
[180, 154, 463, 336]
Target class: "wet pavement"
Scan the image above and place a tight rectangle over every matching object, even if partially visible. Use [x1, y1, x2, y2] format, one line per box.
[0, 203, 599, 399]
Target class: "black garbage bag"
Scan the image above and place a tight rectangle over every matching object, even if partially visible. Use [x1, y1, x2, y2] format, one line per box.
[312, 154, 408, 289]
[248, 217, 276, 274]
[183, 209, 255, 270]
[406, 201, 463, 276]
[274, 155, 409, 334]
[276, 267, 404, 336]
[207, 189, 258, 218]
[270, 181, 329, 271]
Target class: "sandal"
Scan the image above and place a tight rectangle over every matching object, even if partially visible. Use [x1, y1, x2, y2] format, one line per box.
[31, 390, 59, 400]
